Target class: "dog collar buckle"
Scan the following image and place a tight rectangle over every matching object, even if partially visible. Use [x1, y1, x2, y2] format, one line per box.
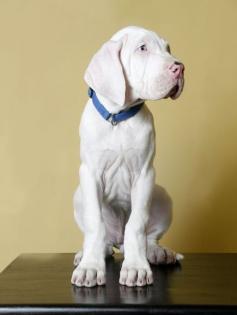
[88, 88, 143, 125]
[108, 114, 117, 126]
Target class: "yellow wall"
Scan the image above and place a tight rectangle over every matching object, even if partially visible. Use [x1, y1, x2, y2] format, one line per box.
[1, 0, 237, 271]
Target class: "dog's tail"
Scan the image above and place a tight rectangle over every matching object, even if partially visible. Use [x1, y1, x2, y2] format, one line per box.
[176, 253, 184, 261]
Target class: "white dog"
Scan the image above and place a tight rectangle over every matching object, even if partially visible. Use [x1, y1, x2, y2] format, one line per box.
[71, 26, 184, 288]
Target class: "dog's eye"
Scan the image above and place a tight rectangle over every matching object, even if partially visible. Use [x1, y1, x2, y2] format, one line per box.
[138, 44, 147, 52]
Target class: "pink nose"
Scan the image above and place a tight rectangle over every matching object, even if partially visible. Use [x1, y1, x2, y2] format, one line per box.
[169, 62, 184, 79]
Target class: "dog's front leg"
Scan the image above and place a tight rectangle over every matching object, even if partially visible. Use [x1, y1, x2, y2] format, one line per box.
[119, 167, 155, 287]
[71, 164, 106, 287]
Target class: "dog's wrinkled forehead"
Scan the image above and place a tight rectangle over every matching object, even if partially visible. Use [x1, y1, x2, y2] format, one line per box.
[111, 26, 168, 52]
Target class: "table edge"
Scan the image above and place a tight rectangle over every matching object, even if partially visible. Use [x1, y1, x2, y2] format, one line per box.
[0, 304, 237, 314]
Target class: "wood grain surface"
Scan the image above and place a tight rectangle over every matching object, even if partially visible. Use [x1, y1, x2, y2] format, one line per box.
[0, 253, 236, 314]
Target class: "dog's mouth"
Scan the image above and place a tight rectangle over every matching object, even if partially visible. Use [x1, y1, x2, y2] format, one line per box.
[164, 77, 184, 100]
[167, 84, 179, 98]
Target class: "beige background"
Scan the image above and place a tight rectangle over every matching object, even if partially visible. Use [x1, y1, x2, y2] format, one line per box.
[0, 0, 237, 272]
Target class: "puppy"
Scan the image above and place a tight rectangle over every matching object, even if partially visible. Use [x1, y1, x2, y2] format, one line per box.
[71, 26, 184, 287]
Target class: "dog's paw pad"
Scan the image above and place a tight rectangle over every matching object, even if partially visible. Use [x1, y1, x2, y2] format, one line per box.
[71, 268, 86, 286]
[71, 267, 105, 287]
[119, 266, 153, 287]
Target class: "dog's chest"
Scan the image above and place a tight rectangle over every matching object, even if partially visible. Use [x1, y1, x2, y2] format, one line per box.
[92, 130, 150, 202]
[80, 103, 155, 205]
[98, 146, 145, 203]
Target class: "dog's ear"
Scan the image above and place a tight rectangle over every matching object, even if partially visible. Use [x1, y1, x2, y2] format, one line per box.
[84, 39, 126, 106]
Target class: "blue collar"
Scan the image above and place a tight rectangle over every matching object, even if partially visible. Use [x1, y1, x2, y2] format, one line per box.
[88, 87, 144, 126]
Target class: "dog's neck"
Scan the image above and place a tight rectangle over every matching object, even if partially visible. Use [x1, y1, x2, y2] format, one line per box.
[96, 92, 143, 114]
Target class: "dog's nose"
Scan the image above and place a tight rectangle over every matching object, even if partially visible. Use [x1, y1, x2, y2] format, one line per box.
[168, 61, 184, 79]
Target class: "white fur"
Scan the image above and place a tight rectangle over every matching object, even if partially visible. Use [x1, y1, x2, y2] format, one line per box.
[71, 26, 184, 288]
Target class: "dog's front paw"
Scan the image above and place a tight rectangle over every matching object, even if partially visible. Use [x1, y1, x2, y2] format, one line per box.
[119, 260, 153, 287]
[71, 261, 105, 287]
[73, 250, 83, 266]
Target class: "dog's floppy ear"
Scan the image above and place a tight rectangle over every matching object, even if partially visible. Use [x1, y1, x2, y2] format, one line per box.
[84, 39, 126, 106]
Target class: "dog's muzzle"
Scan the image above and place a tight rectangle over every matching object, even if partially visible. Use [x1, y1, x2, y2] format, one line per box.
[166, 62, 185, 99]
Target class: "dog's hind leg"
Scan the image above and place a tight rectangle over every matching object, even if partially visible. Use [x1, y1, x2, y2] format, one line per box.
[146, 184, 184, 264]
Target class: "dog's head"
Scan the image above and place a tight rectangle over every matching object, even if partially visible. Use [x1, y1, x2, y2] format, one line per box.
[84, 26, 184, 108]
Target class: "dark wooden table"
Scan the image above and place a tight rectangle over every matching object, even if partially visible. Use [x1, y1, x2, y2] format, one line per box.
[0, 253, 236, 314]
